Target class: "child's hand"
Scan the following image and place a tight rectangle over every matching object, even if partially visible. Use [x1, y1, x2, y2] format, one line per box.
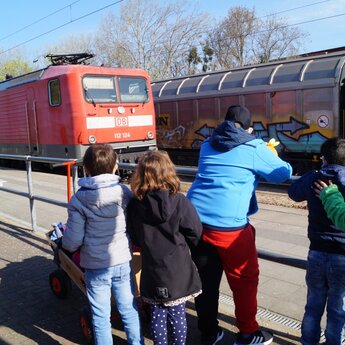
[313, 179, 333, 197]
[266, 138, 280, 155]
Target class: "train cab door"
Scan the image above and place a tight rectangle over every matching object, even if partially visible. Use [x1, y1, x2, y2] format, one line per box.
[26, 88, 40, 155]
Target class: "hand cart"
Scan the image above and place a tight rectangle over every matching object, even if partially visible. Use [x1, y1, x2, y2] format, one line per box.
[46, 229, 145, 344]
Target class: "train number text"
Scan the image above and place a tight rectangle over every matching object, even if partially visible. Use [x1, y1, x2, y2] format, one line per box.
[114, 132, 131, 139]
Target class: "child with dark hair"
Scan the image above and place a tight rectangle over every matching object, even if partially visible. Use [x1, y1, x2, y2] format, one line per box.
[126, 150, 202, 345]
[62, 144, 144, 345]
[288, 137, 345, 345]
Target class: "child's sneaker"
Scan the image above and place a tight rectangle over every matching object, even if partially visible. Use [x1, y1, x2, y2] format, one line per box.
[201, 328, 224, 345]
[234, 330, 273, 345]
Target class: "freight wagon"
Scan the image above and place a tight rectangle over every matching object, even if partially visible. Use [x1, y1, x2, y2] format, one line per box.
[152, 50, 345, 172]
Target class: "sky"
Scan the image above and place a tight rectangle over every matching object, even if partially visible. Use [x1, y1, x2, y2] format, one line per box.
[1, 0, 345, 63]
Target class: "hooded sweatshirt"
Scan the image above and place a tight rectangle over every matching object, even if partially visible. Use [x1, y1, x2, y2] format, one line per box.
[126, 190, 202, 303]
[62, 174, 132, 269]
[320, 184, 345, 231]
[187, 121, 293, 229]
[288, 165, 345, 254]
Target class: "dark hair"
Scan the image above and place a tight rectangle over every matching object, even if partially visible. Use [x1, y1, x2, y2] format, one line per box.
[83, 144, 117, 177]
[225, 105, 251, 129]
[320, 137, 345, 166]
[130, 150, 180, 200]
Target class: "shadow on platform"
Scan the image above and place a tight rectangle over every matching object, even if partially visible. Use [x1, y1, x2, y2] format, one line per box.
[0, 218, 301, 344]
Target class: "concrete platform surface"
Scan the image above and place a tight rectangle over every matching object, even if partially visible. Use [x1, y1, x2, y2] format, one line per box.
[0, 213, 305, 345]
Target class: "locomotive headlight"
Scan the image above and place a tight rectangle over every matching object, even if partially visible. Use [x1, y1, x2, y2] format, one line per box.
[88, 135, 97, 144]
[147, 131, 154, 139]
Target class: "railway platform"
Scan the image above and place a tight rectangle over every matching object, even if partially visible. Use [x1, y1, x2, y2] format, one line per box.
[0, 205, 308, 345]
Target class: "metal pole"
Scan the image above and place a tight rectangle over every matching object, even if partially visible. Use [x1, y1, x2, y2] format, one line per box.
[72, 164, 78, 195]
[25, 159, 38, 232]
[66, 163, 72, 202]
[63, 161, 76, 202]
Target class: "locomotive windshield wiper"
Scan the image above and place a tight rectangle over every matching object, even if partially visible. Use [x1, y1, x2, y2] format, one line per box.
[84, 86, 96, 107]
[144, 86, 149, 104]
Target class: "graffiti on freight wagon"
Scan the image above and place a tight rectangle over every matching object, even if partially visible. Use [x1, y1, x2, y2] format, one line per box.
[252, 117, 328, 153]
[157, 114, 330, 153]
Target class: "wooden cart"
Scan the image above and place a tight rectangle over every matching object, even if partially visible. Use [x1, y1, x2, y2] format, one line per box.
[46, 231, 144, 344]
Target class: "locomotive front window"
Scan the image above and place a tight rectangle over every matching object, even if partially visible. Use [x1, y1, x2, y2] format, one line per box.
[48, 79, 61, 106]
[118, 77, 148, 103]
[83, 76, 117, 103]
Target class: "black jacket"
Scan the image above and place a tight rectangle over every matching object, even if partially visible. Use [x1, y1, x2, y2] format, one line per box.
[288, 164, 345, 254]
[127, 190, 202, 303]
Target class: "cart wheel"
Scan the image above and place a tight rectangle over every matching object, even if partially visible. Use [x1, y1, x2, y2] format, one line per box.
[79, 308, 94, 345]
[49, 269, 71, 299]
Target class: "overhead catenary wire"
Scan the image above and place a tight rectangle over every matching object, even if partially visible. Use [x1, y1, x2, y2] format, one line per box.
[258, 0, 331, 19]
[0, 0, 125, 56]
[245, 11, 345, 39]
[0, 0, 81, 43]
[206, 1, 345, 47]
[0, 0, 343, 57]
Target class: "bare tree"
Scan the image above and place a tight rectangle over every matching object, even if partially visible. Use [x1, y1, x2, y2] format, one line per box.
[209, 7, 257, 68]
[94, 0, 208, 79]
[187, 40, 216, 73]
[209, 6, 306, 68]
[252, 15, 307, 63]
[43, 33, 97, 65]
[187, 46, 201, 75]
[34, 2, 306, 77]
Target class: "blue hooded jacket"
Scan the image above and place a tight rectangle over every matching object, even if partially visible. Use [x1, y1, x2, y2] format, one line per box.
[288, 165, 345, 254]
[187, 121, 293, 229]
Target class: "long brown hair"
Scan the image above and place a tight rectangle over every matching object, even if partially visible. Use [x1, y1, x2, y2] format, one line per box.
[130, 150, 180, 200]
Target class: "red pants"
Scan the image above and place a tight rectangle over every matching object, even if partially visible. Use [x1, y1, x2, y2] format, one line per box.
[203, 224, 259, 334]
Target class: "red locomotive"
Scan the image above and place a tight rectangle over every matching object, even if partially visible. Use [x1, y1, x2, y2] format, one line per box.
[0, 54, 156, 162]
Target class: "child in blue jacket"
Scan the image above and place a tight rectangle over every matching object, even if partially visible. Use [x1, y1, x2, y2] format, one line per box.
[62, 144, 144, 345]
[288, 137, 345, 345]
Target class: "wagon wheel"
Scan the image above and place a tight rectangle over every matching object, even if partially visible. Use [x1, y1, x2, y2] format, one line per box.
[49, 269, 71, 299]
[79, 307, 94, 345]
